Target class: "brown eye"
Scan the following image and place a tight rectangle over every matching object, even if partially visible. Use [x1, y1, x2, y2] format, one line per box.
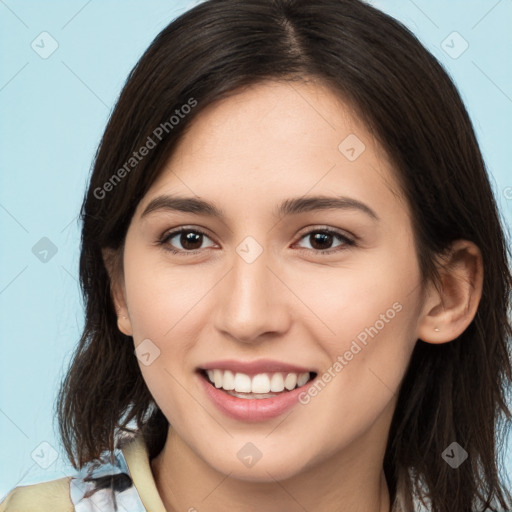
[179, 231, 203, 250]
[161, 228, 215, 254]
[309, 232, 335, 250]
[296, 228, 354, 254]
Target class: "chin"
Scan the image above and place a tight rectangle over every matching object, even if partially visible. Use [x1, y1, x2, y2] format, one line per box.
[204, 447, 313, 483]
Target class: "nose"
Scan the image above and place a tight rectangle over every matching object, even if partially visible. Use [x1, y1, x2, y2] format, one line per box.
[213, 243, 291, 344]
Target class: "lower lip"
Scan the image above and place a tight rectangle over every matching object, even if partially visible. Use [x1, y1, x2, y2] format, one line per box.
[198, 372, 314, 422]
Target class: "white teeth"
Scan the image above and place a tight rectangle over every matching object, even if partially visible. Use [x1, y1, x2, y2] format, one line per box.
[222, 370, 235, 390]
[297, 372, 309, 387]
[284, 373, 297, 391]
[204, 369, 311, 394]
[270, 372, 285, 392]
[213, 369, 223, 388]
[251, 373, 271, 393]
[234, 372, 252, 393]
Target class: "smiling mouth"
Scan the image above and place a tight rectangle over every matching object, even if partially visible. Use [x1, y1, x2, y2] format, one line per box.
[198, 369, 317, 399]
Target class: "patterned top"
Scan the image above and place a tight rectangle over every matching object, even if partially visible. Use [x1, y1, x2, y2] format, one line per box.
[0, 431, 168, 512]
[69, 440, 147, 512]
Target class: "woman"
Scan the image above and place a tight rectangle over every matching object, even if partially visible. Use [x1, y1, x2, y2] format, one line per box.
[1, 0, 511, 510]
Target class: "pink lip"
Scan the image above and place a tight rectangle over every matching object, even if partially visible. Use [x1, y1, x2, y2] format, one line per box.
[197, 371, 317, 422]
[199, 359, 314, 376]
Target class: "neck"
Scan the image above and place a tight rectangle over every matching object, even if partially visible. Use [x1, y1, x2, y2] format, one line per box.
[151, 425, 392, 512]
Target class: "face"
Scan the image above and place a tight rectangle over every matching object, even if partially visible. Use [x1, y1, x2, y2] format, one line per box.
[113, 79, 426, 482]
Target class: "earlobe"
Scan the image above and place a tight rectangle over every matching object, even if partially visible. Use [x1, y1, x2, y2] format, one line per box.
[416, 240, 483, 344]
[102, 248, 133, 336]
[117, 314, 133, 337]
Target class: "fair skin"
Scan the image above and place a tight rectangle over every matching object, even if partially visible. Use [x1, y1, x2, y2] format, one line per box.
[105, 79, 483, 512]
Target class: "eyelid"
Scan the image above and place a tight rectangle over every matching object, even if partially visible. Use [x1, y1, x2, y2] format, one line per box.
[159, 225, 213, 239]
[296, 224, 355, 242]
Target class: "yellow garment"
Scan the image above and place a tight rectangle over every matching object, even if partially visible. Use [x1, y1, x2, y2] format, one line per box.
[0, 433, 166, 511]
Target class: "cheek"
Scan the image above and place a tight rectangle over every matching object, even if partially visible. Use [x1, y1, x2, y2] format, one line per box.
[124, 254, 204, 342]
[125, 261, 206, 425]
[299, 245, 421, 407]
[302, 247, 419, 347]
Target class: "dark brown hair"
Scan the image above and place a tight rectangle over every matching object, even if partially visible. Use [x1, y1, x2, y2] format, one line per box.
[55, 0, 512, 510]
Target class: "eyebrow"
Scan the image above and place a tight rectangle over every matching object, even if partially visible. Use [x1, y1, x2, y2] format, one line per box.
[141, 194, 379, 221]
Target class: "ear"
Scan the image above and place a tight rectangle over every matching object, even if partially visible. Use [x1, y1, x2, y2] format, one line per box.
[416, 239, 483, 344]
[102, 248, 133, 336]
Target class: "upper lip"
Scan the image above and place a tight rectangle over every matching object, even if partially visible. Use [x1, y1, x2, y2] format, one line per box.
[199, 359, 315, 376]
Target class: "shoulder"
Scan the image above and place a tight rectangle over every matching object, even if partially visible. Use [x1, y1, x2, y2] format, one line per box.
[0, 476, 73, 512]
[0, 431, 157, 512]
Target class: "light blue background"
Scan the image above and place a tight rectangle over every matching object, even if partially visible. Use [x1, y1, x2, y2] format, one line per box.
[1, 0, 511, 499]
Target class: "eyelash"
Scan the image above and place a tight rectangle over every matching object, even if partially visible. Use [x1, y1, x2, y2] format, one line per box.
[158, 226, 356, 256]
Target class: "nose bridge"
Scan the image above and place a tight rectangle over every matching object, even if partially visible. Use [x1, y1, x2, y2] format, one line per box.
[230, 234, 273, 309]
[214, 234, 288, 342]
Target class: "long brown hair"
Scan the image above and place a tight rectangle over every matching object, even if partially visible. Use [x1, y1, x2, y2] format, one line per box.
[55, 1, 512, 510]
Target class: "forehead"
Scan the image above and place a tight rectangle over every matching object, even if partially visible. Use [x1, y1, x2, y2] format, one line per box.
[174, 79, 370, 163]
[135, 79, 406, 221]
